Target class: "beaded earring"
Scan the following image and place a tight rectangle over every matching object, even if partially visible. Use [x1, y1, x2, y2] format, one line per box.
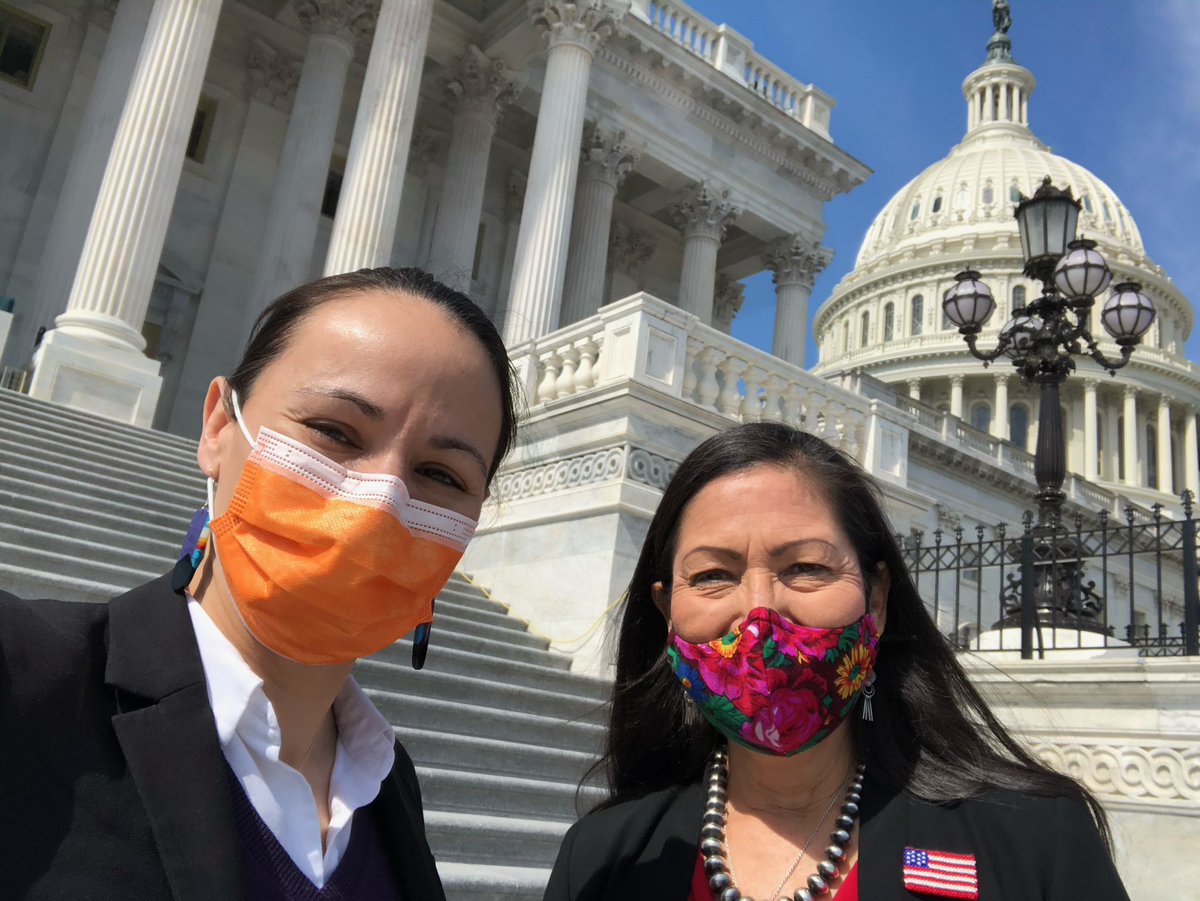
[411, 600, 434, 670]
[861, 669, 877, 721]
[171, 505, 212, 595]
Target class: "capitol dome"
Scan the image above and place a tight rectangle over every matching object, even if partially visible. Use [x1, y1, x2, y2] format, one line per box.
[813, 24, 1199, 508]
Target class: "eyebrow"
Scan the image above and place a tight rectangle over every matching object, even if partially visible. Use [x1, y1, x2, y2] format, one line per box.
[681, 538, 838, 561]
[299, 386, 384, 420]
[432, 435, 489, 479]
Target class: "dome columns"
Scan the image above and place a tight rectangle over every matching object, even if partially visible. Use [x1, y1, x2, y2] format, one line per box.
[1157, 396, 1174, 494]
[1184, 409, 1200, 501]
[992, 374, 1010, 440]
[1083, 379, 1099, 481]
[949, 375, 965, 418]
[672, 181, 741, 326]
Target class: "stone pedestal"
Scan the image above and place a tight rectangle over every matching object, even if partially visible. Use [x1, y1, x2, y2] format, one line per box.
[324, 0, 435, 273]
[559, 122, 638, 325]
[427, 46, 518, 290]
[248, 3, 369, 320]
[28, 0, 224, 426]
[763, 234, 829, 367]
[502, 0, 628, 345]
[672, 181, 739, 326]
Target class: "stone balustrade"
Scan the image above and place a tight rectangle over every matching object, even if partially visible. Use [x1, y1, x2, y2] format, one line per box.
[629, 0, 833, 137]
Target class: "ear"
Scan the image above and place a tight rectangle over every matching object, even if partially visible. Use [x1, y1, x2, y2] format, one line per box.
[651, 581, 670, 621]
[868, 561, 890, 635]
[197, 377, 230, 482]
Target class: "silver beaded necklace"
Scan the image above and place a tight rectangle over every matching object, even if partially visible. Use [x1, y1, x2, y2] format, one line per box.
[700, 746, 866, 901]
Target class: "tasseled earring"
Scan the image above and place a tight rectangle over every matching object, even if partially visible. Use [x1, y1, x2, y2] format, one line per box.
[411, 600, 435, 670]
[861, 669, 877, 722]
[171, 504, 211, 595]
[682, 690, 702, 729]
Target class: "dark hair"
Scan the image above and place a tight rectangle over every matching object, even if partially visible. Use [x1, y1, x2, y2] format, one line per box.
[226, 267, 519, 481]
[595, 421, 1109, 846]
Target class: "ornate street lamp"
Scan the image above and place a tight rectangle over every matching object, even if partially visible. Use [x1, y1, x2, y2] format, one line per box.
[943, 176, 1155, 642]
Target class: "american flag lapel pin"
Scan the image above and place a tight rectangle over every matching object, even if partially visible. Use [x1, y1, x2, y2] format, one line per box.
[902, 847, 979, 899]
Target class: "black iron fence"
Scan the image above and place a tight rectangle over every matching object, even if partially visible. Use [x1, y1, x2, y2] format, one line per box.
[900, 492, 1200, 658]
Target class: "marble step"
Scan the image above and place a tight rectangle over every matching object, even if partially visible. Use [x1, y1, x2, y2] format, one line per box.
[424, 810, 568, 869]
[2, 498, 191, 548]
[370, 625, 573, 671]
[0, 434, 203, 494]
[395, 726, 599, 784]
[0, 388, 197, 448]
[0, 522, 178, 572]
[437, 861, 549, 901]
[418, 766, 604, 821]
[3, 454, 203, 512]
[0, 470, 199, 526]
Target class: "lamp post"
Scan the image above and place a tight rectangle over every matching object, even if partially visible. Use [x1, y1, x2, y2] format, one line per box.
[944, 176, 1156, 644]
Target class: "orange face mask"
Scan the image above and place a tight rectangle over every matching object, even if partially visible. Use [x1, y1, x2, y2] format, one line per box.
[207, 393, 476, 665]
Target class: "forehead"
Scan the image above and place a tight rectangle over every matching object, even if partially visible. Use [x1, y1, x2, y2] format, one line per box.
[676, 465, 844, 542]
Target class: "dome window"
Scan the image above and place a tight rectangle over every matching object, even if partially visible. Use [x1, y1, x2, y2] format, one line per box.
[1082, 193, 1094, 214]
[1009, 184, 1022, 203]
[1102, 201, 1112, 222]
[970, 402, 992, 433]
[932, 194, 943, 214]
[910, 294, 924, 336]
[883, 302, 895, 341]
[860, 310, 871, 347]
[981, 184, 995, 205]
[955, 185, 969, 210]
[1012, 285, 1026, 312]
[1009, 404, 1030, 450]
[910, 200, 921, 221]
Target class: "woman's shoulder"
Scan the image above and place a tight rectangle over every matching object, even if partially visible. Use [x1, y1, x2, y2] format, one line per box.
[0, 588, 113, 703]
[565, 781, 703, 842]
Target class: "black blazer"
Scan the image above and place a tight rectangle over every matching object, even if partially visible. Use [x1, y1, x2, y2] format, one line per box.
[0, 575, 445, 901]
[544, 775, 1130, 901]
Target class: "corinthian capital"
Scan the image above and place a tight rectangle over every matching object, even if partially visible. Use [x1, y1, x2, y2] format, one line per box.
[530, 0, 631, 53]
[296, 0, 378, 49]
[672, 181, 741, 242]
[763, 234, 833, 288]
[714, 274, 746, 331]
[247, 39, 301, 111]
[579, 121, 639, 187]
[445, 45, 522, 119]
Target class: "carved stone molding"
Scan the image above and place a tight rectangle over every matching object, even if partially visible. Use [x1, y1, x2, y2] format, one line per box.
[531, 0, 631, 54]
[406, 126, 441, 178]
[445, 44, 521, 120]
[672, 181, 740, 242]
[295, 0, 378, 49]
[763, 234, 833, 289]
[1029, 739, 1200, 808]
[578, 120, 639, 187]
[713, 274, 745, 332]
[505, 169, 528, 222]
[247, 39, 301, 111]
[608, 221, 653, 273]
[493, 444, 680, 502]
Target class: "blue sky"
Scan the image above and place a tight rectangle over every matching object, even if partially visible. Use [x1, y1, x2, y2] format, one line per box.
[685, 0, 1200, 366]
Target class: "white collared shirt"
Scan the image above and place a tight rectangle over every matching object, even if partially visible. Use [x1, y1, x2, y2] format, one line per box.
[186, 599, 396, 887]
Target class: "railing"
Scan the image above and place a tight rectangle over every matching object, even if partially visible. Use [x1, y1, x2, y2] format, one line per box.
[630, 0, 834, 137]
[0, 367, 29, 393]
[905, 496, 1200, 658]
[510, 293, 873, 459]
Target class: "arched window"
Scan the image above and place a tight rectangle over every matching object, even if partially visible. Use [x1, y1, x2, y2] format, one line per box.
[911, 295, 924, 336]
[981, 183, 995, 205]
[931, 194, 943, 213]
[910, 200, 921, 221]
[883, 302, 895, 341]
[1012, 285, 1026, 311]
[1081, 193, 1094, 214]
[970, 402, 992, 432]
[955, 185, 969, 210]
[1102, 201, 1112, 222]
[1010, 404, 1030, 450]
[842, 320, 849, 352]
[860, 310, 871, 347]
[1009, 184, 1022, 203]
[1096, 411, 1105, 479]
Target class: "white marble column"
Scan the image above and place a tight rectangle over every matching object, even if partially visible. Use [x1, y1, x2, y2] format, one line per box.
[559, 122, 638, 325]
[493, 169, 526, 330]
[1083, 378, 1099, 480]
[1123, 386, 1139, 487]
[908, 379, 922, 402]
[712, 274, 744, 335]
[29, 0, 224, 427]
[1157, 396, 1174, 494]
[427, 46, 519, 289]
[323, 0, 435, 273]
[763, 234, 831, 368]
[950, 375, 964, 418]
[992, 373, 1009, 439]
[247, 1, 371, 321]
[503, 0, 628, 345]
[3, 0, 154, 370]
[1185, 408, 1200, 500]
[672, 181, 740, 326]
[1104, 399, 1120, 481]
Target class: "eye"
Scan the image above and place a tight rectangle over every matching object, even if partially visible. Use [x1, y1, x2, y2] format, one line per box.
[785, 562, 828, 577]
[690, 569, 735, 586]
[417, 465, 467, 492]
[304, 421, 358, 448]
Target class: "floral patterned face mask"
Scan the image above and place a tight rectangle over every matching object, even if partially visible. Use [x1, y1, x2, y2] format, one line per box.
[667, 607, 879, 756]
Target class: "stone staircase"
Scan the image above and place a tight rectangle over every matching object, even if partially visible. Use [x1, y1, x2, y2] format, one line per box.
[0, 387, 609, 899]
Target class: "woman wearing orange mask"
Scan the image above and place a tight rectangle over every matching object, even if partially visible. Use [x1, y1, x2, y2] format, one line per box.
[0, 268, 519, 901]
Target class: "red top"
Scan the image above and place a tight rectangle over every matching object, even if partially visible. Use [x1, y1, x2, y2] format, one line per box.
[689, 851, 859, 900]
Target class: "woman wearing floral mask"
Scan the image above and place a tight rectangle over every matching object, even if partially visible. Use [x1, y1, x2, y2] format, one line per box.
[0, 268, 518, 900]
[545, 423, 1128, 901]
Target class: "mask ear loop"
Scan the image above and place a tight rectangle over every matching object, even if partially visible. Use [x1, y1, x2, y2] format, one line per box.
[229, 388, 256, 447]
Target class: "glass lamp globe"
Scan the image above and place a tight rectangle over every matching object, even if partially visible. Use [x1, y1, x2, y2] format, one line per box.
[1054, 239, 1112, 300]
[1001, 311, 1040, 359]
[1101, 282, 1156, 343]
[942, 270, 995, 329]
[1014, 177, 1081, 273]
